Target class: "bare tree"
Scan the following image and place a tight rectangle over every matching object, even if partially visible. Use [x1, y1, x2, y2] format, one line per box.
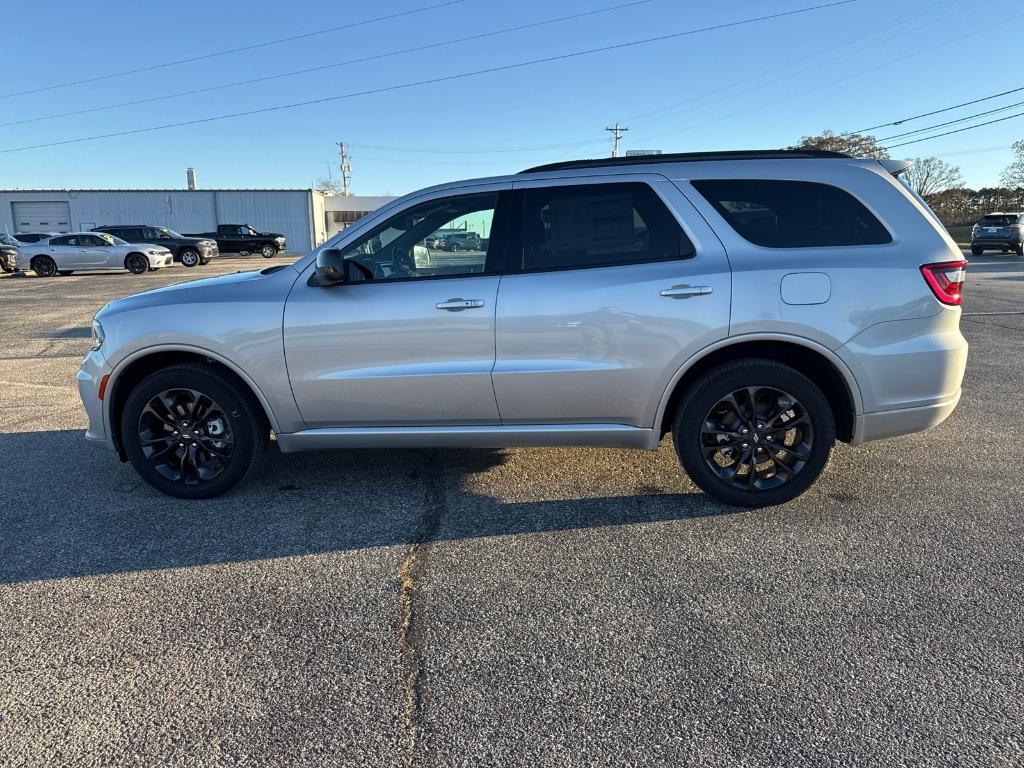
[902, 157, 963, 197]
[792, 130, 889, 159]
[314, 176, 345, 196]
[1000, 139, 1024, 188]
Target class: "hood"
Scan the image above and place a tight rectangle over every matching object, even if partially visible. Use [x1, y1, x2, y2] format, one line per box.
[99, 266, 295, 317]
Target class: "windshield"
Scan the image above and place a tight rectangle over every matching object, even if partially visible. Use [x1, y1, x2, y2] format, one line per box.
[158, 227, 185, 238]
[99, 233, 127, 245]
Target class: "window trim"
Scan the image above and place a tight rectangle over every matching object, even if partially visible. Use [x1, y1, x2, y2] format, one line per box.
[505, 180, 695, 276]
[690, 178, 894, 249]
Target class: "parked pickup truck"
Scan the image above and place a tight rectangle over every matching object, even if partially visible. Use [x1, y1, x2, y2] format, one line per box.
[185, 224, 287, 258]
[93, 225, 218, 268]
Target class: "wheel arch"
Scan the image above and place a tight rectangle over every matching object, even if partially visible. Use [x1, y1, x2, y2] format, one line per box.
[106, 346, 279, 460]
[656, 335, 863, 443]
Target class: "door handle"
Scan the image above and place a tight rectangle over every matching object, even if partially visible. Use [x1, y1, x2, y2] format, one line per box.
[660, 285, 713, 298]
[436, 298, 485, 311]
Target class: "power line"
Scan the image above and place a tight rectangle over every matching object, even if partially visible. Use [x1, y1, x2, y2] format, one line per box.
[841, 83, 1024, 137]
[874, 98, 1024, 143]
[0, 0, 858, 155]
[0, 0, 655, 129]
[0, 0, 466, 101]
[882, 110, 1024, 150]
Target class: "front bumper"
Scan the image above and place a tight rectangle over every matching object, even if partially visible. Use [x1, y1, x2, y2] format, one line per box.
[77, 349, 115, 451]
[147, 253, 175, 268]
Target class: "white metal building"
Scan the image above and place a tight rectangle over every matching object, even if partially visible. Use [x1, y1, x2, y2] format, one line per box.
[0, 189, 396, 253]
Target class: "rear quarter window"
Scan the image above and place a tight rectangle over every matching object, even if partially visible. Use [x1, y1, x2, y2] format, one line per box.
[691, 179, 892, 248]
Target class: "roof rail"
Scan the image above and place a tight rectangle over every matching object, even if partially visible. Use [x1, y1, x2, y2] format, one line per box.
[519, 149, 852, 175]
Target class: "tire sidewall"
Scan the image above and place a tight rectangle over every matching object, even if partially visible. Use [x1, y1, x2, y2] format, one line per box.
[121, 366, 263, 499]
[260, 245, 275, 258]
[180, 249, 200, 267]
[674, 361, 836, 507]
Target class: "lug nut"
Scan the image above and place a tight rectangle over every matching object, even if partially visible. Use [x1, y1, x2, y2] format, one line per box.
[766, 434, 773, 441]
[741, 442, 749, 449]
[757, 447, 764, 453]
[741, 428, 749, 434]
[756, 423, 764, 430]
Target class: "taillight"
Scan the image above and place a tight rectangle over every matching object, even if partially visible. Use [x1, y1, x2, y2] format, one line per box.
[921, 260, 967, 306]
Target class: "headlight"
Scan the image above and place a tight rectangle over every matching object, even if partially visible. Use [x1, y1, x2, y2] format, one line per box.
[147, 249, 160, 255]
[91, 318, 105, 351]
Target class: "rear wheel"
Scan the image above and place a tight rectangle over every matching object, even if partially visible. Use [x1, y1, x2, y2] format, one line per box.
[673, 359, 835, 507]
[260, 244, 276, 258]
[238, 249, 251, 257]
[31, 255, 57, 277]
[971, 246, 983, 256]
[121, 364, 269, 499]
[1016, 243, 1024, 257]
[125, 253, 148, 274]
[179, 248, 200, 267]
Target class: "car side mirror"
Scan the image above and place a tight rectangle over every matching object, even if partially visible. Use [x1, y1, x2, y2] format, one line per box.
[314, 248, 348, 286]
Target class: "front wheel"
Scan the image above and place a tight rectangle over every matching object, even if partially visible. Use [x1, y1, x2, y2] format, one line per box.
[31, 255, 57, 277]
[125, 253, 149, 274]
[673, 359, 835, 507]
[1016, 243, 1024, 257]
[179, 248, 200, 267]
[121, 364, 269, 499]
[260, 244, 276, 258]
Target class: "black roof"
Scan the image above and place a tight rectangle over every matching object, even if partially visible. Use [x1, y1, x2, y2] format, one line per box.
[519, 149, 852, 175]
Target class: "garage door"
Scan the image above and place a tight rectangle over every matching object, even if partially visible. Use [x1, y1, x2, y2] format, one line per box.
[11, 201, 71, 233]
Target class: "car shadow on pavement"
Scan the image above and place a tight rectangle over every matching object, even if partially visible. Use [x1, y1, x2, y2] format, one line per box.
[0, 430, 728, 585]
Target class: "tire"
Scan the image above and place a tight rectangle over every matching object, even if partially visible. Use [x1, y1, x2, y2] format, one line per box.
[450, 243, 460, 252]
[179, 248, 200, 267]
[971, 246, 983, 256]
[672, 358, 836, 508]
[260, 244, 276, 258]
[125, 253, 149, 274]
[58, 270, 75, 276]
[238, 249, 251, 257]
[120, 363, 269, 499]
[31, 255, 57, 277]
[1016, 243, 1024, 257]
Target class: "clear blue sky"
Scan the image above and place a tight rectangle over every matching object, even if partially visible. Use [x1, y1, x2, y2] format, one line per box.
[1, 0, 1020, 194]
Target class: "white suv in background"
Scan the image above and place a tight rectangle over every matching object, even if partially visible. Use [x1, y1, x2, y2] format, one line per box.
[17, 232, 175, 276]
[78, 150, 968, 506]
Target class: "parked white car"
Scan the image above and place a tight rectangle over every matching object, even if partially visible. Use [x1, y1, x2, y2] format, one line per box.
[16, 232, 175, 276]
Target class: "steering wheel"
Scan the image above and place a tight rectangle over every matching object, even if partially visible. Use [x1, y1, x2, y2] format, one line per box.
[348, 259, 374, 281]
[392, 246, 418, 277]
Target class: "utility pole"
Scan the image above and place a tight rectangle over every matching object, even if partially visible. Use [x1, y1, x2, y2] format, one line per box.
[337, 141, 352, 196]
[606, 122, 628, 158]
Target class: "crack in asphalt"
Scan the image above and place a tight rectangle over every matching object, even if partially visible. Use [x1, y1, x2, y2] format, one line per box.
[396, 451, 445, 768]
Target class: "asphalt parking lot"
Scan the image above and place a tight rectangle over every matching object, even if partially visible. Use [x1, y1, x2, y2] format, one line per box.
[1, 253, 1022, 767]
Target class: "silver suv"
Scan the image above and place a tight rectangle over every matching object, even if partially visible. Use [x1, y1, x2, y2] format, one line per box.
[78, 150, 968, 506]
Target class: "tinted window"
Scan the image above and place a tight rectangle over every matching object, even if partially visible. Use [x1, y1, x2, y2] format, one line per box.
[692, 179, 892, 248]
[978, 215, 1018, 227]
[521, 182, 692, 271]
[51, 236, 70, 246]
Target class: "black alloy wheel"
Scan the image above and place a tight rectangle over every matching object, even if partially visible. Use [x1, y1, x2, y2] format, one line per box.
[125, 253, 148, 274]
[32, 255, 57, 277]
[698, 386, 813, 492]
[674, 359, 835, 507]
[121, 364, 268, 498]
[137, 388, 235, 486]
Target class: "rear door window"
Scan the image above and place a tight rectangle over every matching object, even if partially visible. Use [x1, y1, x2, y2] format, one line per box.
[519, 182, 693, 271]
[691, 179, 892, 248]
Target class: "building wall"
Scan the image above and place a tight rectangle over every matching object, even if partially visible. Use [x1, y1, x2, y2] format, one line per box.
[322, 195, 398, 239]
[0, 189, 320, 252]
